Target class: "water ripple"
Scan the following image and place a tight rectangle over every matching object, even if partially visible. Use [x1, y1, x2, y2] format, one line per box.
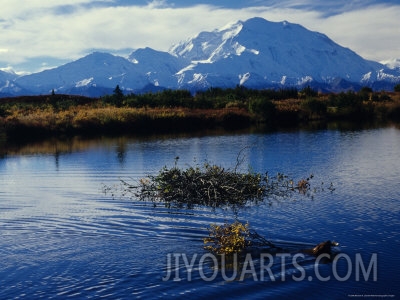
[1, 127, 399, 299]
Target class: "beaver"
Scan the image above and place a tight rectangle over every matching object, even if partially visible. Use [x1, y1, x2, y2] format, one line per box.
[302, 240, 339, 256]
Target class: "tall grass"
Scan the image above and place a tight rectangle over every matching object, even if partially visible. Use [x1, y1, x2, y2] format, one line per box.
[2, 104, 251, 137]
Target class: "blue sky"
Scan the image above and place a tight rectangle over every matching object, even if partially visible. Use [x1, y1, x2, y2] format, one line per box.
[1, 0, 399, 74]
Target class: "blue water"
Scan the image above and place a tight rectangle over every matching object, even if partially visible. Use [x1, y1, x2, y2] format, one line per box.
[0, 127, 399, 299]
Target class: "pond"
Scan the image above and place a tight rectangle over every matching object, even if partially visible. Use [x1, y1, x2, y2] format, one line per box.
[0, 126, 399, 299]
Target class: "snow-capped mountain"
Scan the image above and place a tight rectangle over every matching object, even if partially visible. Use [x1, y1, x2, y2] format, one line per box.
[128, 47, 188, 88]
[13, 50, 185, 96]
[15, 52, 146, 96]
[170, 17, 397, 90]
[2, 17, 400, 97]
[0, 70, 17, 82]
[0, 70, 23, 97]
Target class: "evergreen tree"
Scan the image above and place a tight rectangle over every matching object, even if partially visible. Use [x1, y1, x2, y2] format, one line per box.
[113, 85, 124, 107]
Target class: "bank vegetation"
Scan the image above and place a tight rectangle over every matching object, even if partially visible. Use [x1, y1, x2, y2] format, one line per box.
[1, 85, 400, 140]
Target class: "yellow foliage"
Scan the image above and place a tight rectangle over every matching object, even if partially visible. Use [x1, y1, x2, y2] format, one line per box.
[297, 179, 310, 194]
[203, 221, 251, 254]
[273, 99, 301, 113]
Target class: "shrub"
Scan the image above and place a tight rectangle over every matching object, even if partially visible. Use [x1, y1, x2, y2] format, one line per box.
[204, 221, 251, 254]
[110, 157, 325, 209]
[359, 87, 373, 101]
[203, 221, 276, 254]
[299, 85, 318, 98]
[300, 98, 327, 119]
[249, 98, 276, 121]
[0, 105, 9, 118]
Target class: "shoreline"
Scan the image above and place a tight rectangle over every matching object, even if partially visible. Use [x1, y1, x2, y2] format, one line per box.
[1, 91, 400, 143]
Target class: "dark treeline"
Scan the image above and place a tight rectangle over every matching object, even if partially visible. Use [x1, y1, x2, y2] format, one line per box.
[102, 85, 299, 109]
[101, 85, 400, 123]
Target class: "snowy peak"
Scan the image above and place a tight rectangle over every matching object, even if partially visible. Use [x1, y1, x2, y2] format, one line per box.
[128, 47, 187, 72]
[14, 49, 185, 95]
[0, 70, 22, 96]
[169, 17, 331, 64]
[14, 52, 146, 95]
[169, 20, 245, 62]
[170, 17, 395, 89]
[0, 69, 18, 83]
[128, 47, 188, 88]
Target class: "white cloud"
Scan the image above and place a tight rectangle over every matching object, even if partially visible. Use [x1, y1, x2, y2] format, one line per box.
[0, 0, 103, 18]
[146, 0, 170, 9]
[315, 5, 400, 61]
[0, 1, 399, 73]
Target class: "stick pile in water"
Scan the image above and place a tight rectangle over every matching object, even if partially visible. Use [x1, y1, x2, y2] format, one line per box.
[119, 158, 322, 209]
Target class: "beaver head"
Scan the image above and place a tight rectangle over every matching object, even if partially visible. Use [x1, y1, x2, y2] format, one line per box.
[312, 240, 339, 256]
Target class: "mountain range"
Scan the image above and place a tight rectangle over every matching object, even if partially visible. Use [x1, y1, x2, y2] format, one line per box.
[1, 17, 400, 97]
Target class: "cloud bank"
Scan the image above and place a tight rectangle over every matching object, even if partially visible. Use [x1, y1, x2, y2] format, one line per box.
[0, 1, 399, 73]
